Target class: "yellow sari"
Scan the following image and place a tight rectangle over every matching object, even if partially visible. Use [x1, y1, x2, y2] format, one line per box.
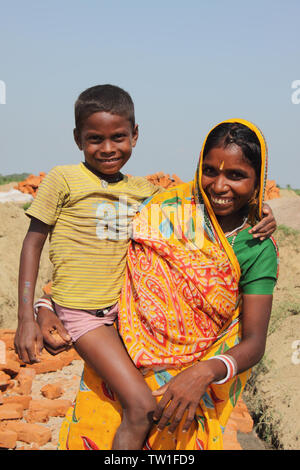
[58, 119, 267, 450]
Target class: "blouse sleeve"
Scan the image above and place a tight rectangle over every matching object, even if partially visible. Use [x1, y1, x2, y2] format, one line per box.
[239, 238, 278, 295]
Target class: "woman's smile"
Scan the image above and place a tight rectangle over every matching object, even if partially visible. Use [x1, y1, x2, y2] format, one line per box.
[210, 195, 234, 206]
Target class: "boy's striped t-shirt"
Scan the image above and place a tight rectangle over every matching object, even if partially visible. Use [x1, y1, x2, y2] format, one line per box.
[26, 162, 162, 309]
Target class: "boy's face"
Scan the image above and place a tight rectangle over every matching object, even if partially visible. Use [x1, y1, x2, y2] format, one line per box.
[74, 111, 138, 176]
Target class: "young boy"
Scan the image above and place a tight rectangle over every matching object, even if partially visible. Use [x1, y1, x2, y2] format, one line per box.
[14, 84, 162, 450]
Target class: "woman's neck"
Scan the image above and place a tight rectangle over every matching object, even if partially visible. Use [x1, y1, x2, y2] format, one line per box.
[216, 212, 248, 236]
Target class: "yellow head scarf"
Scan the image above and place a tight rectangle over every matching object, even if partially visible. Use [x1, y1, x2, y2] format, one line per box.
[194, 118, 268, 278]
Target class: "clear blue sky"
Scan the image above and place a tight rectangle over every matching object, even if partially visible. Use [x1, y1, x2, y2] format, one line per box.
[0, 0, 299, 187]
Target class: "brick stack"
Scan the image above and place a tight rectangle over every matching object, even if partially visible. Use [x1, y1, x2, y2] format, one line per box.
[145, 172, 184, 189]
[0, 329, 81, 449]
[14, 173, 46, 198]
[0, 328, 255, 450]
[15, 171, 280, 201]
[264, 180, 280, 201]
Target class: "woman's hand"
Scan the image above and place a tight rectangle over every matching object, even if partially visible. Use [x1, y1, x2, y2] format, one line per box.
[152, 361, 220, 433]
[36, 306, 72, 355]
[14, 318, 43, 364]
[249, 203, 276, 240]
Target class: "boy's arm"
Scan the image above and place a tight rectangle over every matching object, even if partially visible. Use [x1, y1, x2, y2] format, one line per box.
[14, 217, 50, 363]
[249, 203, 276, 240]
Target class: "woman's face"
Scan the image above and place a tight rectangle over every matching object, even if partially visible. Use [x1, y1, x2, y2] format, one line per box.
[201, 144, 257, 218]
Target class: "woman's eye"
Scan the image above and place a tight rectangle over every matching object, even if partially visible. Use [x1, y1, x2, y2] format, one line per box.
[203, 167, 216, 176]
[228, 172, 245, 180]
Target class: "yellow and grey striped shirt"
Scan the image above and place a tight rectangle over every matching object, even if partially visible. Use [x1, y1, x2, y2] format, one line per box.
[26, 162, 162, 309]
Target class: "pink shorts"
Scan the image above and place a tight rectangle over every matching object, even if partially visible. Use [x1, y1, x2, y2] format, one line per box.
[53, 301, 118, 343]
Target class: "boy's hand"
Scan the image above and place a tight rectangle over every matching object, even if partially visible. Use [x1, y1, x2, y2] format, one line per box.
[249, 204, 277, 241]
[14, 319, 43, 364]
[36, 306, 72, 355]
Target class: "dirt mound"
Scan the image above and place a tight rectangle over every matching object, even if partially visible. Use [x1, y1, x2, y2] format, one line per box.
[0, 203, 52, 329]
[267, 194, 300, 231]
[243, 225, 300, 450]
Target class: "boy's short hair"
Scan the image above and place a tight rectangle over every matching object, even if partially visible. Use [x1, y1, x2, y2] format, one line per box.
[75, 84, 135, 131]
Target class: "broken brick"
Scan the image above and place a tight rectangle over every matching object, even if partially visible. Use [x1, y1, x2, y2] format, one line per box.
[25, 408, 49, 424]
[0, 371, 11, 391]
[0, 429, 18, 449]
[41, 383, 64, 399]
[0, 403, 24, 420]
[2, 395, 32, 409]
[0, 358, 21, 377]
[4, 421, 51, 446]
[27, 357, 65, 374]
[28, 398, 72, 418]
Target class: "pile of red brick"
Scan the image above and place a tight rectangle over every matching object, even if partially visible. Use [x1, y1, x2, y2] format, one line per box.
[145, 172, 184, 189]
[15, 171, 280, 202]
[0, 328, 254, 450]
[14, 173, 46, 198]
[264, 180, 280, 201]
[0, 329, 80, 449]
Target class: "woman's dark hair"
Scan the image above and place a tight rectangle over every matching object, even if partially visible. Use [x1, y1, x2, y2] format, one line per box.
[74, 84, 135, 132]
[203, 122, 261, 180]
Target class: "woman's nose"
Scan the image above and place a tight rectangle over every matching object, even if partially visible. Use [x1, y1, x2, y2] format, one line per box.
[212, 174, 230, 194]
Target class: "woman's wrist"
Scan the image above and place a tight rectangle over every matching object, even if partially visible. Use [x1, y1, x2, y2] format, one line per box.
[192, 359, 227, 385]
[207, 355, 238, 384]
[204, 358, 228, 383]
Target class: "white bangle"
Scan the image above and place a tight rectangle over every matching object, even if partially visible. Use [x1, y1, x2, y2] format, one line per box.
[207, 354, 238, 384]
[33, 298, 54, 319]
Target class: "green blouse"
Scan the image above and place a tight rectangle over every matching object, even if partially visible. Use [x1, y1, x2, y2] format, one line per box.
[227, 229, 278, 295]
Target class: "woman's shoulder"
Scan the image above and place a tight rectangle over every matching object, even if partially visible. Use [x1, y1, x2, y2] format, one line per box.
[234, 228, 277, 252]
[232, 228, 278, 267]
[231, 229, 279, 293]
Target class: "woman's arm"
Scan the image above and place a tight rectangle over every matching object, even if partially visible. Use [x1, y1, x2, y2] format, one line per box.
[14, 217, 50, 363]
[152, 294, 273, 433]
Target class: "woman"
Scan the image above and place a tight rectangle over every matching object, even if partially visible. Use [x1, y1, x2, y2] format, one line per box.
[40, 119, 278, 450]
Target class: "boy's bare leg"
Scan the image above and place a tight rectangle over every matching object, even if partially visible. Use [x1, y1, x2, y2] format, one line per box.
[74, 324, 156, 450]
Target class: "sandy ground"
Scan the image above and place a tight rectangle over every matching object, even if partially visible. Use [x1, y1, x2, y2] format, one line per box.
[243, 192, 300, 450]
[1, 188, 300, 450]
[0, 203, 52, 329]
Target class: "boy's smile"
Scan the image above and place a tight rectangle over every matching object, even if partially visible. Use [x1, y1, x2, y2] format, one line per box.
[74, 111, 138, 177]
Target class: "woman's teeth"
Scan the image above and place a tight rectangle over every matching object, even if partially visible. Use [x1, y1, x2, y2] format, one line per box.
[211, 197, 233, 205]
